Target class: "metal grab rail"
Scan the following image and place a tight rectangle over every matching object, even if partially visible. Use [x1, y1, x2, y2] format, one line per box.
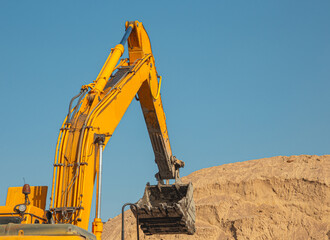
[121, 203, 139, 240]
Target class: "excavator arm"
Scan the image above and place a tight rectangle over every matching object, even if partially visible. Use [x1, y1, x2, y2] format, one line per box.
[49, 21, 195, 238]
[128, 22, 184, 181]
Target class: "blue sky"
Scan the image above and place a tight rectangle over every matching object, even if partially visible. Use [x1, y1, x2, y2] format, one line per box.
[0, 0, 329, 228]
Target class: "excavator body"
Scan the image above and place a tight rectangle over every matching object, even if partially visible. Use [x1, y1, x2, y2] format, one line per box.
[0, 21, 195, 239]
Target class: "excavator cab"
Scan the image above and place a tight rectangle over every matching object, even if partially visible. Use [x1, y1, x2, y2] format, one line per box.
[132, 182, 195, 235]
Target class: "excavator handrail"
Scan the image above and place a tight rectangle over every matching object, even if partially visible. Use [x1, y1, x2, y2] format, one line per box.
[121, 203, 139, 240]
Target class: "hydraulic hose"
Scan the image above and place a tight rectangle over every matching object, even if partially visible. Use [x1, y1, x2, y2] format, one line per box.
[66, 90, 83, 124]
[66, 89, 87, 124]
[151, 75, 162, 100]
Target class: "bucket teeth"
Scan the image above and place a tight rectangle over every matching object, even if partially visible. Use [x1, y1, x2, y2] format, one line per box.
[132, 182, 196, 235]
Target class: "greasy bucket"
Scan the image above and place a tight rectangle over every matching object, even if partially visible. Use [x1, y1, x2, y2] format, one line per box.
[132, 182, 195, 235]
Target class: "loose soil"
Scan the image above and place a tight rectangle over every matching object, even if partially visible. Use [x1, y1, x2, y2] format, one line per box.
[102, 155, 330, 240]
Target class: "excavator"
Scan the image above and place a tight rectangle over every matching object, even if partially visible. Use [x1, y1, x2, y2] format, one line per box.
[0, 21, 195, 239]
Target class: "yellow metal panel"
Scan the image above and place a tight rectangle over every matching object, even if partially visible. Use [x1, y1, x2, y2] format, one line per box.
[0, 206, 15, 214]
[0, 237, 85, 240]
[21, 205, 46, 224]
[6, 186, 47, 209]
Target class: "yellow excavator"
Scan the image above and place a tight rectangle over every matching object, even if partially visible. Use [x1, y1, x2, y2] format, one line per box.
[0, 21, 195, 239]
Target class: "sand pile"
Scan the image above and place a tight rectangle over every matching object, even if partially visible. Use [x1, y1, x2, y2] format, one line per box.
[102, 155, 330, 240]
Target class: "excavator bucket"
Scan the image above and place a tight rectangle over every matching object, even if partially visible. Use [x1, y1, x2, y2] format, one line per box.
[132, 182, 196, 235]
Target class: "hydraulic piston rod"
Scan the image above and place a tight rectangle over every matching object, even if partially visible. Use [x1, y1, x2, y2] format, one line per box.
[97, 142, 103, 219]
[120, 25, 133, 45]
[92, 137, 105, 240]
[92, 23, 133, 94]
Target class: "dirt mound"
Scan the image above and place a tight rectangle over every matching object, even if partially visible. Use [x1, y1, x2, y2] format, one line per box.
[102, 155, 330, 240]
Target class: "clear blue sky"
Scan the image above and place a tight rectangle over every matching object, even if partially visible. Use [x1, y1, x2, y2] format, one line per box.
[0, 0, 329, 227]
